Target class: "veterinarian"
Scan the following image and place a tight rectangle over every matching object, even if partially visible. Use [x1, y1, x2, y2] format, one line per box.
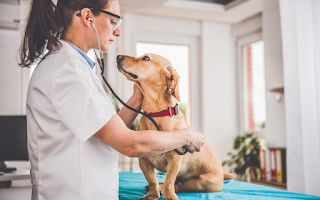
[19, 0, 205, 199]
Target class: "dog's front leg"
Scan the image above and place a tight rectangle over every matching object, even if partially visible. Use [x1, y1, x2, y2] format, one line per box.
[139, 158, 160, 200]
[163, 154, 181, 200]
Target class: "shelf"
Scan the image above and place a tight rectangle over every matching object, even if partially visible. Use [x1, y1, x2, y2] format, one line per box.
[0, 168, 30, 182]
[251, 179, 287, 189]
[269, 86, 284, 94]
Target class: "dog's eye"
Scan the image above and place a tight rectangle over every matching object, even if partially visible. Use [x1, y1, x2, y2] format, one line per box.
[142, 56, 150, 61]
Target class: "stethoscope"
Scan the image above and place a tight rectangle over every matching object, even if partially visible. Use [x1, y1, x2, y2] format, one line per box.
[88, 18, 187, 155]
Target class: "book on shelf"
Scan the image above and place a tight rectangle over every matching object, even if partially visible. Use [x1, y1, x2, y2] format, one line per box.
[259, 149, 266, 180]
[270, 149, 277, 182]
[280, 149, 287, 183]
[276, 149, 282, 183]
[265, 149, 271, 181]
[260, 148, 286, 184]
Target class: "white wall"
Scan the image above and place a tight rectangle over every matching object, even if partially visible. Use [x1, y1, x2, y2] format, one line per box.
[0, 0, 30, 115]
[0, 29, 23, 115]
[0, 187, 31, 200]
[232, 14, 262, 39]
[262, 0, 286, 148]
[201, 21, 238, 170]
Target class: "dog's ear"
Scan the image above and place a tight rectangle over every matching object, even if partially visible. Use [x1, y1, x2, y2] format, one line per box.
[165, 66, 181, 102]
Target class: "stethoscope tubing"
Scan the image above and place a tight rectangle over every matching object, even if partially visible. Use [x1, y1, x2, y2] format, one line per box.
[90, 20, 186, 155]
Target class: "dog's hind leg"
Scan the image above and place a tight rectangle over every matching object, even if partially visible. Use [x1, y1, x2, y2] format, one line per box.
[175, 173, 223, 193]
[224, 173, 236, 180]
[139, 158, 160, 200]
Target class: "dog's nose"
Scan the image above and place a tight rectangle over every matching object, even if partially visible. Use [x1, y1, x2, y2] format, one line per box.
[117, 55, 124, 63]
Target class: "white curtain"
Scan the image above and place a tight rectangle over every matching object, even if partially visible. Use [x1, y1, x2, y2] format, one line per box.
[279, 0, 320, 196]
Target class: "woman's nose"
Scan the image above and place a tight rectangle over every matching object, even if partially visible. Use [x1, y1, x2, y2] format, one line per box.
[114, 27, 121, 37]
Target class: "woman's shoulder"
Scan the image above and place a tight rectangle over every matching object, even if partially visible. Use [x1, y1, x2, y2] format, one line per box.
[39, 40, 86, 67]
[38, 47, 84, 72]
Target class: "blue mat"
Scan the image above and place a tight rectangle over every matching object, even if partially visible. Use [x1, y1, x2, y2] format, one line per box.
[119, 171, 320, 200]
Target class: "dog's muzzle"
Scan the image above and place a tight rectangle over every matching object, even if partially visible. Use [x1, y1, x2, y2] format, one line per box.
[116, 56, 138, 79]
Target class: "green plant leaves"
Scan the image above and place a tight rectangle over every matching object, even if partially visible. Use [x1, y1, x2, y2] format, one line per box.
[233, 135, 243, 149]
[223, 133, 261, 178]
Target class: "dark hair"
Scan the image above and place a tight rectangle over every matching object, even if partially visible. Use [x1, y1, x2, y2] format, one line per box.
[19, 0, 109, 67]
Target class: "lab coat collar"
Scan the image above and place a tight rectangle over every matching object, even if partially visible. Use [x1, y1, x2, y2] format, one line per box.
[59, 40, 94, 70]
[64, 40, 95, 69]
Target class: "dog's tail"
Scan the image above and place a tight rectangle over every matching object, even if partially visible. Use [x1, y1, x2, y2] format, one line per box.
[224, 173, 236, 180]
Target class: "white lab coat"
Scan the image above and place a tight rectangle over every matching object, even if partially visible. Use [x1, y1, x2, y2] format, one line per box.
[26, 40, 119, 200]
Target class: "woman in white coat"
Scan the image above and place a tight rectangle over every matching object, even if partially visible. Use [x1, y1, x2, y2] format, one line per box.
[19, 0, 205, 199]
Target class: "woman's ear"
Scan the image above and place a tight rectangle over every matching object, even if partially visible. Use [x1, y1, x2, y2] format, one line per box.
[79, 8, 93, 27]
[165, 66, 181, 102]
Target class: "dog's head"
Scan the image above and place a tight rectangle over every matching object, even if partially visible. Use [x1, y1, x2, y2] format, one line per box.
[116, 53, 181, 102]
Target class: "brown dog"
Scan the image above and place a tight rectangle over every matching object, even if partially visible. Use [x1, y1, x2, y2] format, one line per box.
[117, 54, 235, 200]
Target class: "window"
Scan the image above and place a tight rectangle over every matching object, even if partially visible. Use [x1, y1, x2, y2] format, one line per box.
[242, 41, 266, 132]
[136, 42, 191, 124]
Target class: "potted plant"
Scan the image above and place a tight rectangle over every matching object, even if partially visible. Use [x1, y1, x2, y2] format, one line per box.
[222, 133, 261, 182]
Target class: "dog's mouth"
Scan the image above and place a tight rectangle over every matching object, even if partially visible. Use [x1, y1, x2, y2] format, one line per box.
[117, 64, 138, 79]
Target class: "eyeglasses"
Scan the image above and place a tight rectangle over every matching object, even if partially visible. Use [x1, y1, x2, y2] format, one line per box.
[76, 7, 123, 31]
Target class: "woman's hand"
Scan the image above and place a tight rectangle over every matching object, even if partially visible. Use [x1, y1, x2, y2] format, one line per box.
[117, 84, 143, 127]
[184, 129, 206, 153]
[131, 84, 143, 110]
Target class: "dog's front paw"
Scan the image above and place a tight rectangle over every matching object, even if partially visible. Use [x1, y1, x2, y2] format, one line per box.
[139, 193, 160, 200]
[163, 193, 180, 200]
[145, 183, 164, 195]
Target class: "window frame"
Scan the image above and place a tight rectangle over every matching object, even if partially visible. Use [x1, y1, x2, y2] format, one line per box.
[237, 31, 266, 137]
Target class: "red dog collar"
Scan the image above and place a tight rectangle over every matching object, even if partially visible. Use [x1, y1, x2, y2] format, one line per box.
[147, 104, 179, 117]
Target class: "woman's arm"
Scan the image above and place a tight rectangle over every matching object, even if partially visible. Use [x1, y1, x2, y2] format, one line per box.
[117, 84, 142, 127]
[94, 114, 205, 157]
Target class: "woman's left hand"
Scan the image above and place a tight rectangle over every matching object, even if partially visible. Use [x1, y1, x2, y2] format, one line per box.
[131, 84, 143, 109]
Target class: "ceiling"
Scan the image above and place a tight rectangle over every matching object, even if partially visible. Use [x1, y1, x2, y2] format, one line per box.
[188, 0, 236, 5]
[120, 0, 263, 24]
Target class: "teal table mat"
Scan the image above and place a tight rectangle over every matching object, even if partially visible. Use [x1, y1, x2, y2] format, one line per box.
[119, 171, 320, 200]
